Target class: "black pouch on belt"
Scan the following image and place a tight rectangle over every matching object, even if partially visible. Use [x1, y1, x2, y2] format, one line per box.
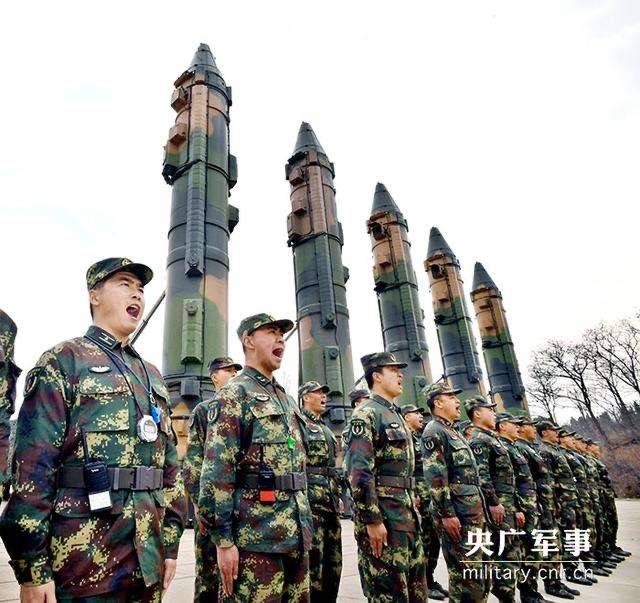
[81, 429, 112, 513]
[258, 447, 276, 503]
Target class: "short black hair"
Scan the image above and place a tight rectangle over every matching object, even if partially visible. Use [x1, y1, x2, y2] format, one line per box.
[89, 280, 105, 318]
[364, 367, 380, 389]
[468, 406, 480, 422]
[426, 396, 436, 411]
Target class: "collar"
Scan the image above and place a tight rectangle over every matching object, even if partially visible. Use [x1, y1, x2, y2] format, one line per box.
[371, 393, 401, 413]
[434, 416, 454, 427]
[85, 325, 138, 355]
[244, 366, 283, 391]
[302, 408, 322, 424]
[475, 425, 497, 437]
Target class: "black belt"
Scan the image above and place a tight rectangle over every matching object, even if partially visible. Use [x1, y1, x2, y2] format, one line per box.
[306, 466, 340, 477]
[450, 477, 480, 486]
[238, 472, 307, 491]
[376, 475, 416, 489]
[58, 466, 163, 491]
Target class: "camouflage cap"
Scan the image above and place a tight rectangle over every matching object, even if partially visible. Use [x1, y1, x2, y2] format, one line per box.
[208, 356, 242, 372]
[348, 388, 370, 407]
[558, 428, 575, 438]
[462, 394, 496, 416]
[535, 419, 559, 433]
[455, 419, 472, 433]
[361, 352, 407, 371]
[518, 414, 535, 425]
[236, 313, 294, 339]
[86, 257, 153, 290]
[573, 433, 584, 441]
[423, 382, 462, 405]
[298, 380, 330, 398]
[495, 411, 518, 424]
[400, 404, 426, 417]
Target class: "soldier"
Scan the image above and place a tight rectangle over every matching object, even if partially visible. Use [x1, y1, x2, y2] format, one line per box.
[0, 257, 187, 602]
[0, 309, 21, 500]
[198, 313, 313, 602]
[466, 396, 523, 603]
[183, 356, 242, 602]
[516, 417, 575, 599]
[535, 421, 589, 591]
[454, 419, 473, 440]
[422, 383, 489, 603]
[495, 414, 545, 603]
[401, 404, 448, 601]
[345, 353, 426, 602]
[342, 388, 371, 450]
[299, 381, 342, 603]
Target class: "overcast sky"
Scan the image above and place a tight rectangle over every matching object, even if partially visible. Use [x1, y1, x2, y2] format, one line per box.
[2, 0, 639, 423]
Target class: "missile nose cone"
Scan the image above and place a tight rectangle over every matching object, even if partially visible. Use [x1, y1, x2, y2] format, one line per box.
[427, 227, 455, 259]
[292, 121, 326, 156]
[472, 262, 499, 291]
[371, 183, 401, 214]
[190, 42, 220, 74]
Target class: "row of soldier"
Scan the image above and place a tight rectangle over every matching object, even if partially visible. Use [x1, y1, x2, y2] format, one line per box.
[0, 257, 631, 603]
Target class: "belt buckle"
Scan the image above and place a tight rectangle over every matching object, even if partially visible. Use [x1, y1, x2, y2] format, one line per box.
[134, 466, 155, 490]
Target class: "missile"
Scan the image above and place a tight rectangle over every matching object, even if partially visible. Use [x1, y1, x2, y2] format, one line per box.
[161, 43, 238, 455]
[470, 262, 528, 413]
[286, 122, 355, 430]
[367, 184, 433, 408]
[424, 227, 487, 403]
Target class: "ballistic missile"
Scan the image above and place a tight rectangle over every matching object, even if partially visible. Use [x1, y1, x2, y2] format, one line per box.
[161, 43, 238, 455]
[470, 262, 528, 413]
[424, 227, 487, 403]
[286, 122, 354, 430]
[367, 184, 433, 408]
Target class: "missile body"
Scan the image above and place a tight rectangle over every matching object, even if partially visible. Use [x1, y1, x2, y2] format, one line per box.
[367, 184, 433, 408]
[286, 123, 354, 431]
[161, 44, 238, 455]
[470, 263, 528, 413]
[425, 228, 486, 404]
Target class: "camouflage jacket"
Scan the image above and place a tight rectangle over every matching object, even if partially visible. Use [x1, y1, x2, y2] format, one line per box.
[182, 398, 213, 503]
[581, 453, 603, 508]
[469, 426, 517, 512]
[0, 309, 21, 483]
[345, 394, 418, 532]
[564, 449, 590, 506]
[0, 326, 186, 596]
[301, 408, 341, 514]
[411, 430, 431, 516]
[593, 457, 616, 503]
[422, 416, 485, 527]
[198, 367, 313, 553]
[538, 441, 577, 513]
[500, 436, 537, 524]
[517, 440, 555, 517]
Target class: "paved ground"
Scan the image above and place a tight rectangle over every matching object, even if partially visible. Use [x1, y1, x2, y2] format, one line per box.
[1, 500, 638, 601]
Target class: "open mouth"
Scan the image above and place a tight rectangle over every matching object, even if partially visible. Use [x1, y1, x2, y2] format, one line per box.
[126, 305, 140, 319]
[272, 347, 284, 359]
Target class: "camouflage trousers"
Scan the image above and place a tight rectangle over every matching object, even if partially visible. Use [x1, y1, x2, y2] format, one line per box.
[195, 522, 219, 602]
[537, 509, 563, 588]
[517, 514, 541, 597]
[309, 509, 341, 602]
[0, 417, 10, 485]
[438, 521, 489, 603]
[57, 581, 161, 602]
[557, 499, 579, 577]
[490, 513, 523, 603]
[354, 524, 427, 603]
[220, 549, 310, 603]
[603, 492, 618, 550]
[420, 509, 441, 585]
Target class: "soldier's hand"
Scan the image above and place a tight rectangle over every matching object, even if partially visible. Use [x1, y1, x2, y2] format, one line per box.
[442, 516, 462, 543]
[20, 582, 56, 602]
[366, 521, 388, 558]
[490, 504, 505, 525]
[163, 559, 177, 590]
[217, 544, 239, 596]
[515, 512, 525, 528]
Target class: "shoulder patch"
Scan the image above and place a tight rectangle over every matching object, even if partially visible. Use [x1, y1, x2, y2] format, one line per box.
[350, 418, 366, 437]
[423, 437, 437, 452]
[472, 444, 483, 456]
[208, 402, 220, 424]
[24, 367, 44, 399]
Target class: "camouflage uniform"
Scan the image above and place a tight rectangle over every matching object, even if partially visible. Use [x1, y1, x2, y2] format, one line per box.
[582, 451, 606, 563]
[422, 388, 489, 603]
[199, 324, 313, 603]
[183, 357, 242, 602]
[0, 309, 21, 492]
[497, 416, 538, 602]
[594, 456, 618, 558]
[468, 401, 521, 603]
[345, 353, 426, 603]
[300, 384, 342, 603]
[0, 324, 187, 600]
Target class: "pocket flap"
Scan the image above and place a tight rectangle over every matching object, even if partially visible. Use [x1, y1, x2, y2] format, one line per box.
[385, 427, 407, 442]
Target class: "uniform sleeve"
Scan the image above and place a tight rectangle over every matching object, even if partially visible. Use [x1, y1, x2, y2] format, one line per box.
[470, 439, 500, 507]
[182, 403, 208, 503]
[422, 431, 456, 519]
[345, 410, 382, 525]
[198, 391, 241, 548]
[0, 352, 69, 586]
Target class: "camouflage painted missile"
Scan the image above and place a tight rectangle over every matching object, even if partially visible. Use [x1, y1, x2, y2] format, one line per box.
[424, 227, 487, 404]
[470, 262, 528, 413]
[367, 184, 433, 408]
[161, 43, 238, 456]
[286, 122, 354, 431]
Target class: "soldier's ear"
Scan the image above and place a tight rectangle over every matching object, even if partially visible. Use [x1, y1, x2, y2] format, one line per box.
[242, 334, 254, 352]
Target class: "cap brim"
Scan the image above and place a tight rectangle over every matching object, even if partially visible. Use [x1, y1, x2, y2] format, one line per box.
[210, 363, 243, 372]
[310, 385, 330, 394]
[381, 361, 408, 369]
[255, 319, 294, 335]
[115, 263, 153, 286]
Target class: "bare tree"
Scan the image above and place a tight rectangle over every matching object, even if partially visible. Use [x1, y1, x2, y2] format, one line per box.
[527, 353, 565, 423]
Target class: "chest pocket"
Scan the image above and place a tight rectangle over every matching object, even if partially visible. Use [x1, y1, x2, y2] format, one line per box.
[384, 427, 408, 445]
[450, 437, 473, 467]
[75, 376, 130, 432]
[249, 395, 288, 444]
[307, 427, 329, 457]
